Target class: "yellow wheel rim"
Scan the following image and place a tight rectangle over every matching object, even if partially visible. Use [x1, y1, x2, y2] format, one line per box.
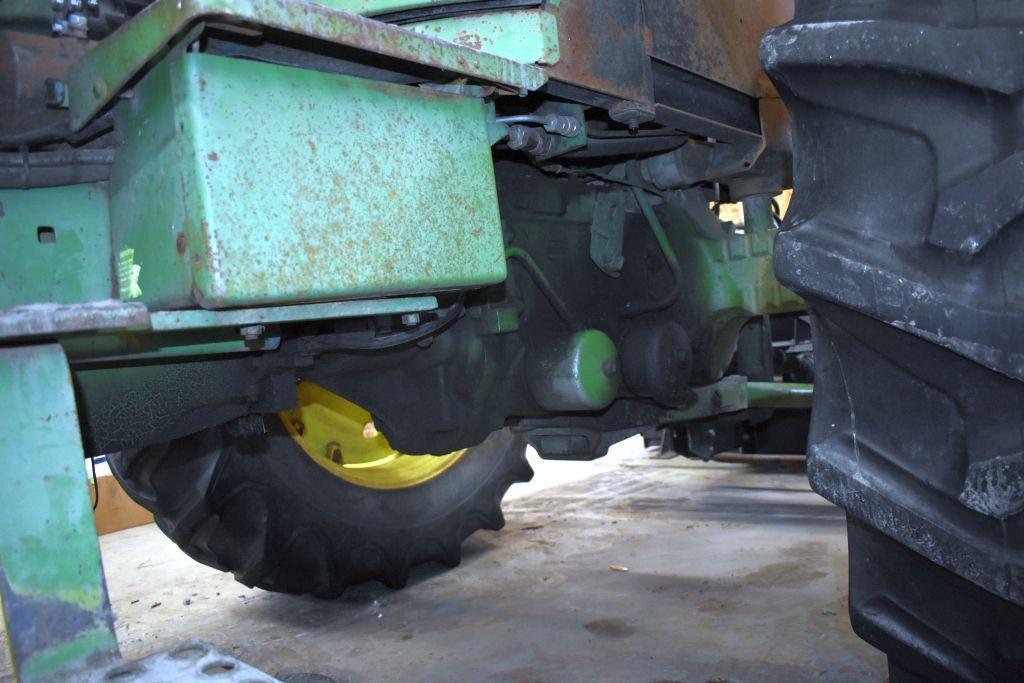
[279, 382, 466, 490]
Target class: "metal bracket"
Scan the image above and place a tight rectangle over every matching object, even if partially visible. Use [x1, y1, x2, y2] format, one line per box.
[589, 190, 628, 277]
[68, 0, 548, 130]
[90, 641, 278, 682]
[0, 344, 119, 681]
[0, 296, 438, 342]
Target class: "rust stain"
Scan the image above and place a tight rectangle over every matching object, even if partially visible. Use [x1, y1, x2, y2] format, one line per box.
[207, 151, 219, 162]
[307, 138, 317, 154]
[545, 1, 649, 103]
[175, 232, 187, 255]
[452, 31, 483, 51]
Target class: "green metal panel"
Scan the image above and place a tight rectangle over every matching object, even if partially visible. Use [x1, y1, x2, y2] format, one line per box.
[408, 9, 560, 65]
[67, 0, 547, 130]
[148, 297, 439, 331]
[0, 185, 113, 308]
[111, 53, 507, 309]
[0, 344, 119, 681]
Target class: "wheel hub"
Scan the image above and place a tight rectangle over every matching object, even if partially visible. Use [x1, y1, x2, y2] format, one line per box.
[279, 381, 465, 489]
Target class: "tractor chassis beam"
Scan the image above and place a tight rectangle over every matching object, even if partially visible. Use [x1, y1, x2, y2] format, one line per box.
[67, 0, 547, 131]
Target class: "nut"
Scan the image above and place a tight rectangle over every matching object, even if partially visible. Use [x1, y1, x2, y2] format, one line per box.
[239, 324, 266, 341]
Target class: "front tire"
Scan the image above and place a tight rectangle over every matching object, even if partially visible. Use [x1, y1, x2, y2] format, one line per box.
[110, 420, 531, 597]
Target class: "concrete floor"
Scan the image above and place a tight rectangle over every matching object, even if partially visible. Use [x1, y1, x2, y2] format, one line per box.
[1, 438, 887, 682]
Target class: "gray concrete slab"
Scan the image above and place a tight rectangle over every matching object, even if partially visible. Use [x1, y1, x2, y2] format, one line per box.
[0, 438, 887, 682]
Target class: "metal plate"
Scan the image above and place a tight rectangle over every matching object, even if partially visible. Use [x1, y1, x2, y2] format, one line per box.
[89, 641, 278, 682]
[0, 184, 113, 308]
[111, 53, 507, 309]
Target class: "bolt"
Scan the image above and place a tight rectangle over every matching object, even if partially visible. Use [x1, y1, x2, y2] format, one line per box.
[542, 114, 582, 137]
[507, 125, 551, 156]
[68, 0, 82, 10]
[51, 0, 66, 9]
[401, 312, 421, 327]
[86, 0, 99, 9]
[608, 100, 656, 133]
[239, 324, 266, 341]
[44, 78, 67, 108]
[67, 12, 87, 28]
[51, 19, 67, 34]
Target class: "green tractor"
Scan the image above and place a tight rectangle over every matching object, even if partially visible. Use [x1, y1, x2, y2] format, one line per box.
[34, 0, 1024, 679]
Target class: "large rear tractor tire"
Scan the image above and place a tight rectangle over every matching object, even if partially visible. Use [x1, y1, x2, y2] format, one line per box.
[764, 1, 1024, 679]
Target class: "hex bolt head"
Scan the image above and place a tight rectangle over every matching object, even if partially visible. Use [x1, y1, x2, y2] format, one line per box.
[67, 12, 88, 28]
[51, 19, 68, 34]
[68, 0, 82, 10]
[44, 78, 67, 108]
[401, 313, 421, 326]
[239, 324, 266, 341]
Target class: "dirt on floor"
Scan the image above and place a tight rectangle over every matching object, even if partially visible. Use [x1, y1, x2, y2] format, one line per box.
[0, 438, 886, 682]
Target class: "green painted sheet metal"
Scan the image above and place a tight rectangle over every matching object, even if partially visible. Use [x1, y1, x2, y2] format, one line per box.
[62, 330, 281, 363]
[407, 9, 560, 65]
[111, 53, 506, 309]
[0, 344, 119, 681]
[67, 0, 547, 130]
[149, 297, 439, 331]
[0, 185, 113, 309]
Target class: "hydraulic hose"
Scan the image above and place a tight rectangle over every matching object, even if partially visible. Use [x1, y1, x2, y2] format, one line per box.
[621, 186, 684, 318]
[505, 247, 581, 330]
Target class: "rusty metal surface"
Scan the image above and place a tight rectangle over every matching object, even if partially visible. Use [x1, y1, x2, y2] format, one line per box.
[644, 0, 794, 98]
[0, 300, 150, 340]
[67, 0, 547, 130]
[111, 53, 507, 309]
[544, 0, 652, 106]
[0, 31, 88, 142]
